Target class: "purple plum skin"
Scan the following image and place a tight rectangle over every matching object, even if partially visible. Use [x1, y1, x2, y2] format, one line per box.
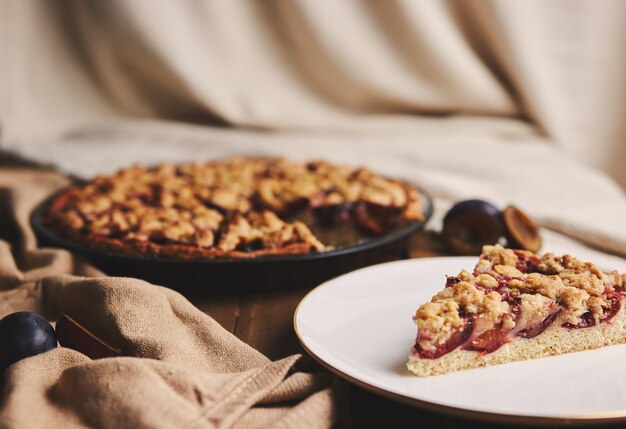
[0, 312, 57, 372]
[442, 199, 504, 255]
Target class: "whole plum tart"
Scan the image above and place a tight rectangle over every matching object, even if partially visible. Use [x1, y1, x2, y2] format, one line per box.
[407, 245, 626, 376]
[46, 158, 427, 260]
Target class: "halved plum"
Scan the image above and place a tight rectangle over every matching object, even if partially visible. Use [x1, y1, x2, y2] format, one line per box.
[445, 276, 461, 288]
[312, 203, 352, 227]
[353, 202, 403, 235]
[563, 311, 596, 330]
[513, 249, 541, 273]
[601, 296, 622, 323]
[56, 314, 121, 360]
[563, 296, 621, 329]
[464, 322, 513, 354]
[415, 315, 474, 359]
[503, 205, 541, 252]
[517, 307, 561, 338]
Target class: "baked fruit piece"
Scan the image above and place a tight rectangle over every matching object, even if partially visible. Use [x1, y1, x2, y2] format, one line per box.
[46, 158, 426, 260]
[407, 245, 626, 376]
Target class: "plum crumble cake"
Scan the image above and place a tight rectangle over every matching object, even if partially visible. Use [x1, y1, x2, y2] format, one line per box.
[46, 157, 427, 259]
[407, 245, 626, 376]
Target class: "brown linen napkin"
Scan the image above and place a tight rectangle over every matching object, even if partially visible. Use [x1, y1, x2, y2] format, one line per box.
[0, 168, 337, 428]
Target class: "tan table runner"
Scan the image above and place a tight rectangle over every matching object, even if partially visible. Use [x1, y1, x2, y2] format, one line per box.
[0, 168, 337, 428]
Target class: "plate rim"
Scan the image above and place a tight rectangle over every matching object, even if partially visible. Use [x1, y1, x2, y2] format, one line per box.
[293, 257, 626, 426]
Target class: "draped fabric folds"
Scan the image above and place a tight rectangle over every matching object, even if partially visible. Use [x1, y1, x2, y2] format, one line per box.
[2, 0, 626, 186]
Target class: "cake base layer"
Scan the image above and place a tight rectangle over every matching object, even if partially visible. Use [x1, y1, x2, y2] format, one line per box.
[407, 302, 626, 376]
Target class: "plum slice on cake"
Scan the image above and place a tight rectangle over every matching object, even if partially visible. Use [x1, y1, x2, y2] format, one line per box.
[407, 245, 626, 376]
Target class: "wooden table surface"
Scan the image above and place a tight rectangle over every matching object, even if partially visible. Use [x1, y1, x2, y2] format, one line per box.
[185, 231, 625, 429]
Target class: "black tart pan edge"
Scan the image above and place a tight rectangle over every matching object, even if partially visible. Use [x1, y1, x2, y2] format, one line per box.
[30, 188, 433, 293]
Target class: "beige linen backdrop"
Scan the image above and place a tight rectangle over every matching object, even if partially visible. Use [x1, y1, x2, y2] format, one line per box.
[1, 0, 626, 260]
[2, 0, 626, 178]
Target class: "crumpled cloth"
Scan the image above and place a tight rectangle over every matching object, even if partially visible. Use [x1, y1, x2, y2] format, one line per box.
[0, 168, 337, 429]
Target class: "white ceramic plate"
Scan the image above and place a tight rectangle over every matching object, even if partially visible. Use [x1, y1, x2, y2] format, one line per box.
[294, 257, 626, 425]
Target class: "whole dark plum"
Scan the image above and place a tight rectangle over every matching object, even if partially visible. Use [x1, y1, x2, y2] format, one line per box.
[0, 312, 57, 371]
[442, 199, 504, 255]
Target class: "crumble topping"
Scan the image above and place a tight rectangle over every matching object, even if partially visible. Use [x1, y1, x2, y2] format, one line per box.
[587, 296, 610, 323]
[560, 271, 604, 296]
[47, 157, 426, 259]
[475, 273, 498, 289]
[558, 286, 591, 325]
[217, 211, 324, 253]
[480, 245, 518, 267]
[513, 273, 562, 299]
[414, 245, 626, 354]
[483, 291, 512, 323]
[494, 264, 524, 278]
[450, 281, 484, 314]
[517, 293, 555, 328]
[414, 300, 464, 350]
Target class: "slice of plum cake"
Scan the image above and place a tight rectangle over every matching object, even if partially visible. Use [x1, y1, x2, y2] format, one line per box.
[407, 245, 626, 376]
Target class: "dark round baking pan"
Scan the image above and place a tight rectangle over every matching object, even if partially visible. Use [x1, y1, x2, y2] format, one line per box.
[30, 188, 433, 293]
